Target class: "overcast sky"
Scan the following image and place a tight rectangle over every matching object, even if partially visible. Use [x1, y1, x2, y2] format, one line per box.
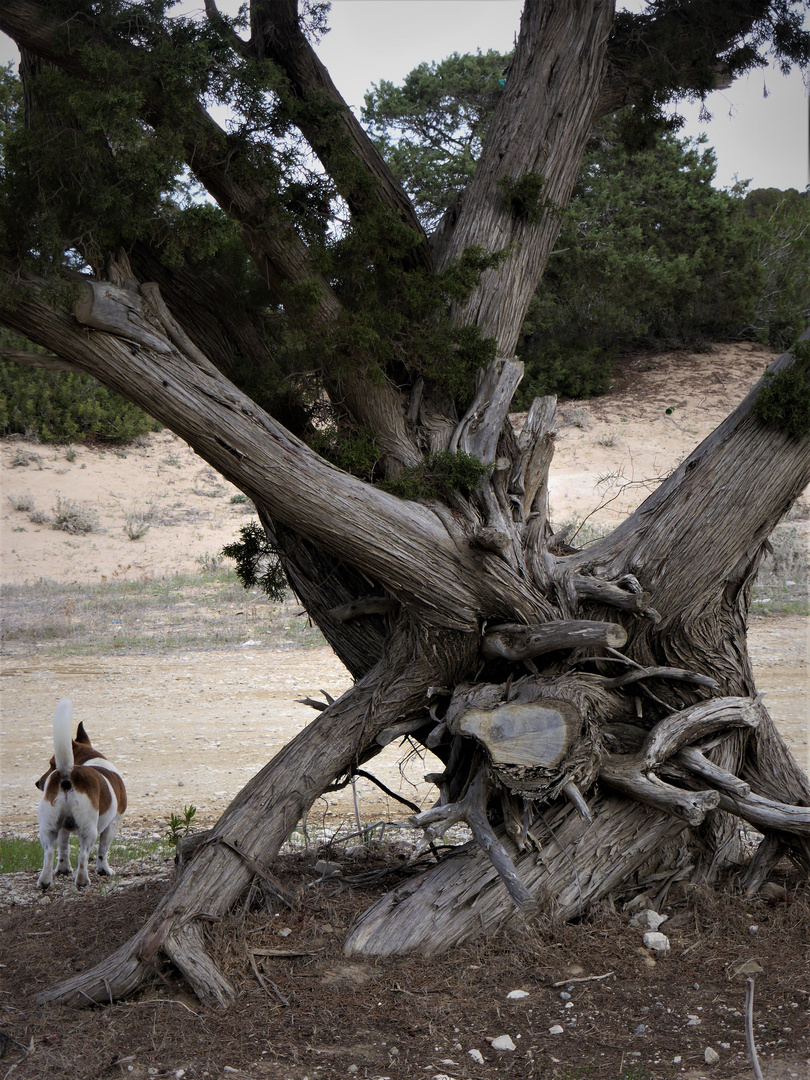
[1, 0, 808, 192]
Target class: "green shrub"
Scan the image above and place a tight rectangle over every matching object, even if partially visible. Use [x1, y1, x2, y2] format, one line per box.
[752, 340, 810, 439]
[0, 356, 160, 443]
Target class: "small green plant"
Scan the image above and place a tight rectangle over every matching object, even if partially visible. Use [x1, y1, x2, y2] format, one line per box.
[196, 551, 225, 574]
[0, 354, 160, 443]
[497, 171, 549, 224]
[230, 493, 249, 504]
[10, 447, 42, 468]
[52, 495, 98, 534]
[64, 444, 77, 462]
[123, 505, 155, 540]
[7, 490, 34, 512]
[166, 804, 198, 842]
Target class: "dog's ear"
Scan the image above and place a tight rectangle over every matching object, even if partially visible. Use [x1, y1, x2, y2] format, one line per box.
[75, 721, 91, 745]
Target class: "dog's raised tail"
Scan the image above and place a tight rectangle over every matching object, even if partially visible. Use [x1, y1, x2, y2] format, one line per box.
[53, 698, 74, 775]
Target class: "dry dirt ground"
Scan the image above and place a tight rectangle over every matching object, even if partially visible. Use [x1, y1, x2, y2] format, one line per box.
[0, 343, 808, 1080]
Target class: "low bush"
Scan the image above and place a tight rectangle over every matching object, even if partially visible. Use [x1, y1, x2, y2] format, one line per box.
[0, 346, 160, 443]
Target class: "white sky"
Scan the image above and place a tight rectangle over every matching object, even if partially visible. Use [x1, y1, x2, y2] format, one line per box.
[1, 0, 808, 191]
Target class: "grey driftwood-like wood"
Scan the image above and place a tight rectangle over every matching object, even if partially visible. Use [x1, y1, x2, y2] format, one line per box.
[673, 746, 751, 797]
[481, 620, 628, 660]
[640, 697, 762, 768]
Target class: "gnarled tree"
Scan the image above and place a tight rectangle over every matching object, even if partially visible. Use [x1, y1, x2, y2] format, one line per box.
[1, 0, 809, 1007]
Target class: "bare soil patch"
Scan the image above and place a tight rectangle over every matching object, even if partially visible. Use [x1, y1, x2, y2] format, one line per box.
[1, 853, 809, 1079]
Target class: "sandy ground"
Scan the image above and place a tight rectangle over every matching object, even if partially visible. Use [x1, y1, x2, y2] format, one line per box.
[1, 341, 808, 837]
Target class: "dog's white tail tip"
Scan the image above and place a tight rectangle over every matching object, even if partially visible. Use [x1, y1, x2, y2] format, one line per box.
[53, 698, 75, 773]
[55, 698, 73, 724]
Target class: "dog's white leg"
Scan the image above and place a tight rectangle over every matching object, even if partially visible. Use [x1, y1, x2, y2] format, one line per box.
[55, 828, 72, 875]
[74, 824, 96, 888]
[37, 828, 58, 890]
[96, 818, 120, 877]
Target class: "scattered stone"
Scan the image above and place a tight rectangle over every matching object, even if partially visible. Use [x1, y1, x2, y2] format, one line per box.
[560, 991, 571, 1000]
[642, 931, 670, 952]
[749, 924, 759, 934]
[630, 909, 668, 931]
[704, 1047, 720, 1065]
[564, 1002, 574, 1009]
[314, 859, 342, 878]
[468, 1049, 484, 1064]
[347, 1067, 358, 1075]
[507, 989, 529, 999]
[548, 1025, 564, 1035]
[687, 1015, 702, 1026]
[635, 1025, 647, 1034]
[490, 1035, 516, 1051]
[673, 1056, 682, 1064]
[277, 927, 292, 938]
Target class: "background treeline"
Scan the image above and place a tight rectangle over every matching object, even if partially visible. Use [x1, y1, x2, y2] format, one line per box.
[364, 51, 810, 405]
[2, 52, 808, 440]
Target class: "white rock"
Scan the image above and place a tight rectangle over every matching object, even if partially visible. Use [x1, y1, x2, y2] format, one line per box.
[705, 1047, 720, 1065]
[630, 909, 668, 931]
[642, 931, 670, 952]
[491, 1035, 516, 1051]
[549, 1025, 564, 1035]
[468, 1049, 485, 1064]
[507, 990, 529, 999]
[687, 1015, 702, 1026]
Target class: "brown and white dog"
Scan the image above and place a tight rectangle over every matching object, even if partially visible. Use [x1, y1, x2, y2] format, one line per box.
[35, 699, 127, 890]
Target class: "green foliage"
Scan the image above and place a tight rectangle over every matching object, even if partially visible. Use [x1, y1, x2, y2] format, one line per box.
[752, 339, 810, 438]
[367, 54, 810, 402]
[380, 450, 491, 502]
[497, 172, 549, 225]
[363, 50, 509, 229]
[515, 125, 774, 403]
[0, 333, 161, 442]
[166, 804, 198, 842]
[222, 521, 289, 600]
[742, 187, 810, 347]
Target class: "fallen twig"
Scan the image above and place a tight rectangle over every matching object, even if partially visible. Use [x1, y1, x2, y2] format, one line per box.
[552, 971, 615, 987]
